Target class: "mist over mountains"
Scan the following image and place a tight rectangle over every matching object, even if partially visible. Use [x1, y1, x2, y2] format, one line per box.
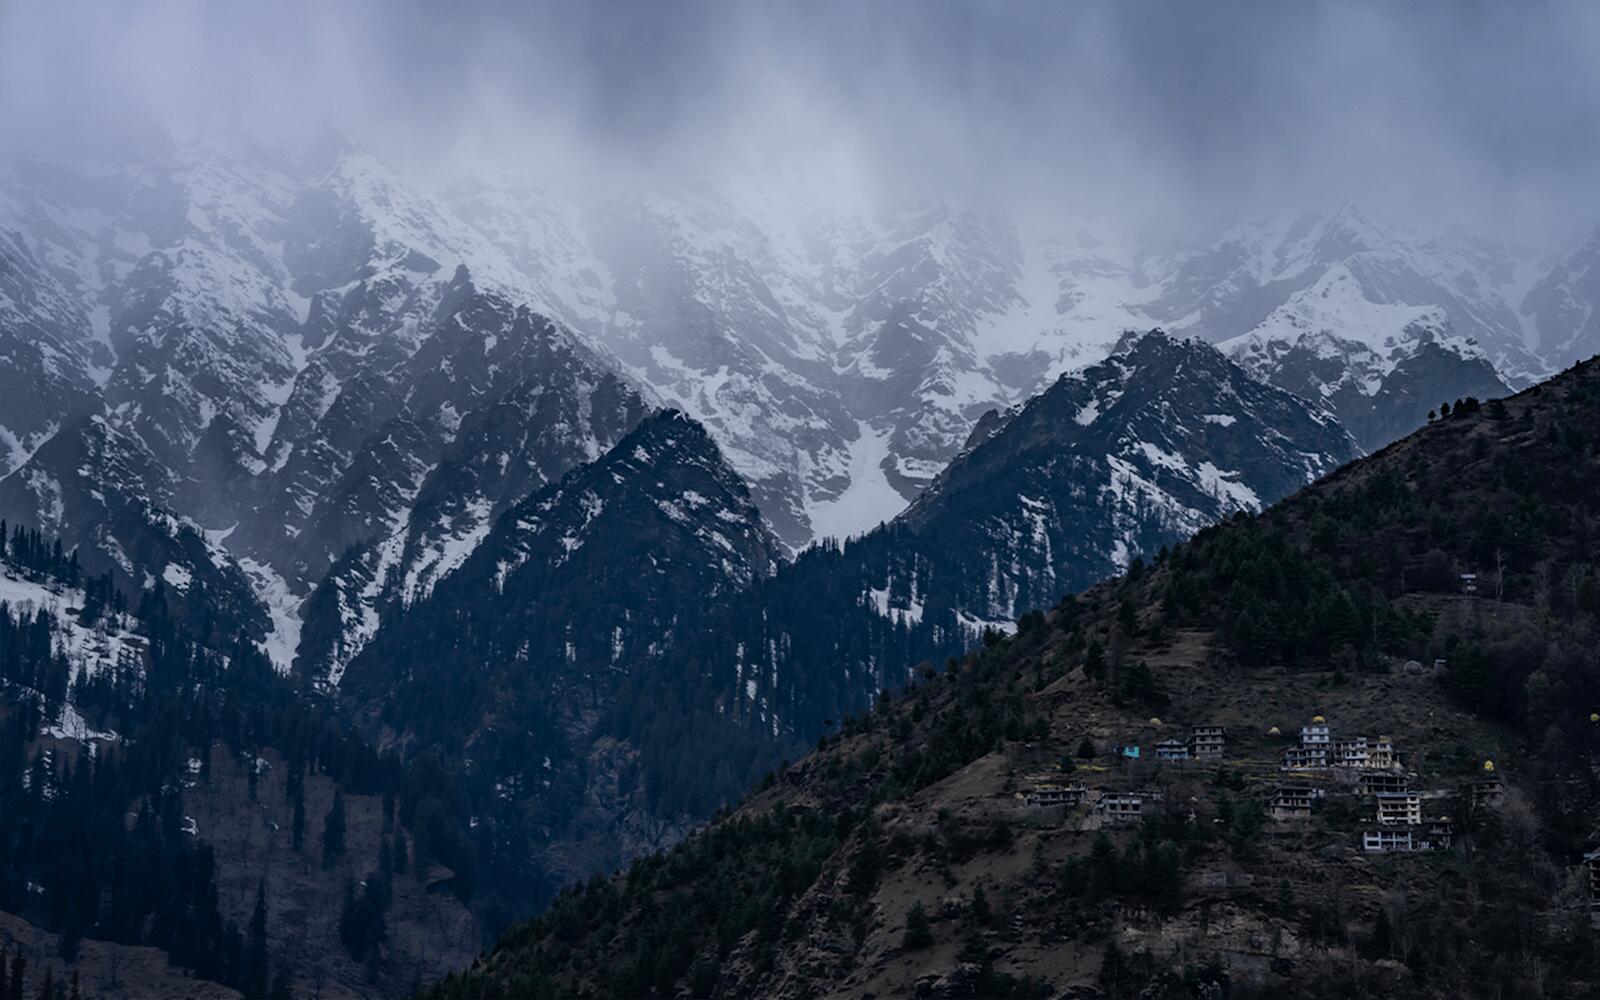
[0, 136, 1593, 681]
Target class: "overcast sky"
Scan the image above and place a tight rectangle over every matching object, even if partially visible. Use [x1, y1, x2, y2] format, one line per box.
[3, 0, 1599, 244]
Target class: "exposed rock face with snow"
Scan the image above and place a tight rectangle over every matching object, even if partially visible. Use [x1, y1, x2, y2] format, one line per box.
[1224, 308, 1511, 452]
[333, 409, 781, 898]
[0, 145, 649, 670]
[900, 329, 1358, 616]
[0, 226, 101, 477]
[0, 415, 268, 640]
[244, 273, 649, 679]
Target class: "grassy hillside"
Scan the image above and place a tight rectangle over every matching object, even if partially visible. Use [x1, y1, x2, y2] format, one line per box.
[429, 359, 1600, 999]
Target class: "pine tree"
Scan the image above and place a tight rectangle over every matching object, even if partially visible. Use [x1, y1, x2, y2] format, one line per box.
[244, 881, 269, 999]
[292, 796, 306, 851]
[9, 951, 25, 1000]
[902, 902, 933, 950]
[56, 918, 80, 965]
[1367, 908, 1394, 960]
[323, 791, 346, 866]
[1083, 640, 1106, 680]
[969, 886, 992, 926]
[1098, 940, 1130, 996]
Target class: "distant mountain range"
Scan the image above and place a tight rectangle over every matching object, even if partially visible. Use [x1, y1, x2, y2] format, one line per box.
[0, 143, 1582, 585]
[0, 137, 1585, 741]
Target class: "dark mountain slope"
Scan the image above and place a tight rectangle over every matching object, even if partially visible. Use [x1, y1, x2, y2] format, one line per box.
[0, 528, 478, 1000]
[432, 356, 1600, 999]
[335, 410, 782, 908]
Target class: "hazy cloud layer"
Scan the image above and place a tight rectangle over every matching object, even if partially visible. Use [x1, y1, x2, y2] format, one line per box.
[3, 0, 1599, 242]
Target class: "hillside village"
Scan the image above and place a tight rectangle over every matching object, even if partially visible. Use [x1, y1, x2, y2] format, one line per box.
[1014, 713, 1505, 858]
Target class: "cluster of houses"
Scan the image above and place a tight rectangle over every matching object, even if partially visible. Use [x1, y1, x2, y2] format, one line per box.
[1021, 782, 1164, 828]
[1019, 713, 1509, 858]
[1281, 717, 1397, 772]
[1275, 715, 1509, 854]
[1358, 790, 1458, 854]
[1120, 725, 1227, 763]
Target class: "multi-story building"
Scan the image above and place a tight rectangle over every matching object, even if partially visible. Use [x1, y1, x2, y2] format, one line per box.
[1300, 720, 1331, 748]
[1096, 793, 1145, 826]
[1154, 738, 1189, 762]
[1359, 771, 1409, 795]
[1468, 779, 1504, 809]
[1283, 745, 1329, 770]
[1190, 726, 1226, 759]
[1024, 783, 1087, 808]
[1367, 736, 1397, 770]
[1376, 792, 1423, 827]
[1270, 784, 1315, 821]
[1364, 829, 1417, 853]
[1333, 736, 1370, 769]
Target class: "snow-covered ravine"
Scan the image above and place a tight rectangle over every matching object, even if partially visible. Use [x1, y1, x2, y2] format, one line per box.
[237, 557, 304, 674]
[805, 422, 908, 541]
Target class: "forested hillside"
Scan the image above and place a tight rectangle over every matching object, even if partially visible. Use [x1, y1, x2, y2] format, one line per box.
[0, 524, 486, 999]
[431, 357, 1600, 999]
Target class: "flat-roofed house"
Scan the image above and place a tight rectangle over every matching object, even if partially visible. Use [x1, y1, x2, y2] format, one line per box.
[1024, 783, 1088, 809]
[1363, 829, 1416, 853]
[1360, 771, 1409, 795]
[1190, 726, 1226, 759]
[1270, 784, 1315, 821]
[1096, 793, 1145, 826]
[1376, 792, 1423, 827]
[1154, 738, 1189, 762]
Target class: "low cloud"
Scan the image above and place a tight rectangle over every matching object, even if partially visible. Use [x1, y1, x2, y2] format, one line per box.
[3, 1, 1597, 244]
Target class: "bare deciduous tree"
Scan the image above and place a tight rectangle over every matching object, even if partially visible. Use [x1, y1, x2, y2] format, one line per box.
[1535, 560, 1554, 612]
